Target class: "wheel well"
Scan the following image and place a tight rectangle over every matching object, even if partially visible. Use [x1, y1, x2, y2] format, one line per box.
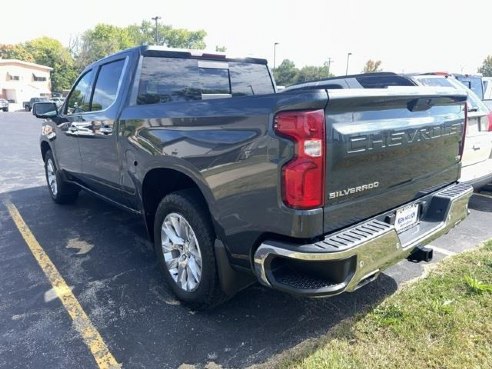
[142, 168, 209, 240]
[40, 141, 51, 161]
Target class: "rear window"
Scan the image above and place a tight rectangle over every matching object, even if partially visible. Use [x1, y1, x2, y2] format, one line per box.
[356, 75, 415, 88]
[136, 57, 274, 105]
[455, 76, 483, 99]
[413, 77, 454, 88]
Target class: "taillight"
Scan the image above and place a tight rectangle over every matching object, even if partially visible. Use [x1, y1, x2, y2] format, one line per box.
[459, 103, 468, 160]
[274, 109, 325, 209]
[487, 111, 492, 132]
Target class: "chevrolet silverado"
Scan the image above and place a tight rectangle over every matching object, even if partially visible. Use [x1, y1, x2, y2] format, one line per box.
[33, 46, 472, 308]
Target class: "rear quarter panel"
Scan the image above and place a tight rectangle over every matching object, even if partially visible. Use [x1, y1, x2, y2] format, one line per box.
[118, 90, 328, 266]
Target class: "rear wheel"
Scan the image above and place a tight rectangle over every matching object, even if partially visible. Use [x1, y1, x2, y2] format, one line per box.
[154, 189, 225, 309]
[44, 150, 79, 204]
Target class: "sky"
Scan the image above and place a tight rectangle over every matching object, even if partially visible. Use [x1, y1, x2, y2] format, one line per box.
[2, 0, 491, 76]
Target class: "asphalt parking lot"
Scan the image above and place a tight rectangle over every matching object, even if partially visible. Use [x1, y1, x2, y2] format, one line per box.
[1, 111, 491, 369]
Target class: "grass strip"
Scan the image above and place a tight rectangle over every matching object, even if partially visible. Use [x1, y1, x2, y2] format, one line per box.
[272, 240, 492, 369]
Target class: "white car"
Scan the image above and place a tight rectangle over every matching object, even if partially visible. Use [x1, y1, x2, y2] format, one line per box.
[50, 97, 65, 108]
[482, 77, 492, 110]
[412, 74, 492, 189]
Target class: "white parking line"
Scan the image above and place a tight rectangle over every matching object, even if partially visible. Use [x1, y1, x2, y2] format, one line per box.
[474, 192, 492, 200]
[427, 245, 456, 256]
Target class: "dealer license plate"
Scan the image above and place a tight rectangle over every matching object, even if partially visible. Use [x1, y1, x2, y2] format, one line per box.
[395, 203, 420, 232]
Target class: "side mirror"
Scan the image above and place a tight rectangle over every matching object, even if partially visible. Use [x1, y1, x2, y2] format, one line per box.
[33, 102, 58, 118]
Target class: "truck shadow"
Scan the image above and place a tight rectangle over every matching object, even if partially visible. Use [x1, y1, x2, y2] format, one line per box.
[1, 186, 398, 369]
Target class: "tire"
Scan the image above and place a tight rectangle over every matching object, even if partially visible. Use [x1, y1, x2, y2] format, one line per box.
[44, 150, 79, 204]
[25, 106, 30, 111]
[154, 189, 225, 309]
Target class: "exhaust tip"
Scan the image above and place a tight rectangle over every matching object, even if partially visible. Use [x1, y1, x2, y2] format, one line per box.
[407, 246, 434, 263]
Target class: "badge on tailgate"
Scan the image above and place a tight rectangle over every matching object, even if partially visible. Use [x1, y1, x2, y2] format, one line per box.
[395, 203, 420, 232]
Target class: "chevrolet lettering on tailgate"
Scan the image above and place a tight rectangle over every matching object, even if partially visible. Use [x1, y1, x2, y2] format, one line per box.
[347, 122, 463, 154]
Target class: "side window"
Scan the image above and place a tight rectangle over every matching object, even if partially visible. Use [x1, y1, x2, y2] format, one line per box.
[91, 59, 125, 111]
[65, 70, 94, 115]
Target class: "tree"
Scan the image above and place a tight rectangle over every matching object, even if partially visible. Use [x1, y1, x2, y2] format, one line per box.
[215, 45, 227, 52]
[273, 59, 334, 86]
[273, 59, 298, 86]
[0, 44, 34, 62]
[75, 21, 208, 68]
[25, 37, 78, 92]
[162, 28, 206, 49]
[478, 56, 492, 77]
[296, 64, 332, 84]
[76, 24, 135, 69]
[125, 20, 206, 48]
[363, 59, 382, 73]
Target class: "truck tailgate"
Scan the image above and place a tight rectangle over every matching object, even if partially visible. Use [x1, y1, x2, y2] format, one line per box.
[323, 88, 467, 233]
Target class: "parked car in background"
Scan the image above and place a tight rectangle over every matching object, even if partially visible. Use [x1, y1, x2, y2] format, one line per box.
[410, 74, 492, 190]
[421, 73, 485, 99]
[482, 77, 492, 110]
[23, 97, 49, 112]
[0, 98, 9, 112]
[50, 97, 65, 108]
[283, 72, 415, 91]
[286, 72, 492, 190]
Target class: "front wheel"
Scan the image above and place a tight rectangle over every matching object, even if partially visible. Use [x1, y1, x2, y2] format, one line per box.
[44, 150, 79, 204]
[154, 189, 225, 309]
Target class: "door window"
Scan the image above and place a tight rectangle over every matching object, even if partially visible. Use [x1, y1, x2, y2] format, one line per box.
[65, 70, 94, 115]
[91, 59, 125, 111]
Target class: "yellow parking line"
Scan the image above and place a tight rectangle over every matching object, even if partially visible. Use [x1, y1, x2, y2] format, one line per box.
[4, 200, 121, 369]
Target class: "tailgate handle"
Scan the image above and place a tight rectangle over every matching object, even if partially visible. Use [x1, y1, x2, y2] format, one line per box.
[407, 98, 434, 112]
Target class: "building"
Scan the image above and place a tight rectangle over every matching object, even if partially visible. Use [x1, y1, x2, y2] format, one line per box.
[0, 59, 52, 104]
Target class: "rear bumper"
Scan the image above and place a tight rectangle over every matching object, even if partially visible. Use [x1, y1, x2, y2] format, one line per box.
[253, 183, 473, 297]
[460, 159, 492, 190]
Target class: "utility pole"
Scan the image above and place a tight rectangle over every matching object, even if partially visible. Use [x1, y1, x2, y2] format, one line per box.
[151, 16, 161, 45]
[273, 42, 279, 69]
[327, 57, 333, 75]
[345, 52, 352, 76]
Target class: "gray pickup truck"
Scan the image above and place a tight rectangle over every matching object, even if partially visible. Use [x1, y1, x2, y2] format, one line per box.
[33, 46, 472, 309]
[24, 97, 49, 112]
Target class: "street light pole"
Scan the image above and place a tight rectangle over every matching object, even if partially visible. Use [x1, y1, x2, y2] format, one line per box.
[151, 16, 161, 45]
[327, 57, 333, 75]
[345, 52, 352, 76]
[273, 42, 279, 69]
